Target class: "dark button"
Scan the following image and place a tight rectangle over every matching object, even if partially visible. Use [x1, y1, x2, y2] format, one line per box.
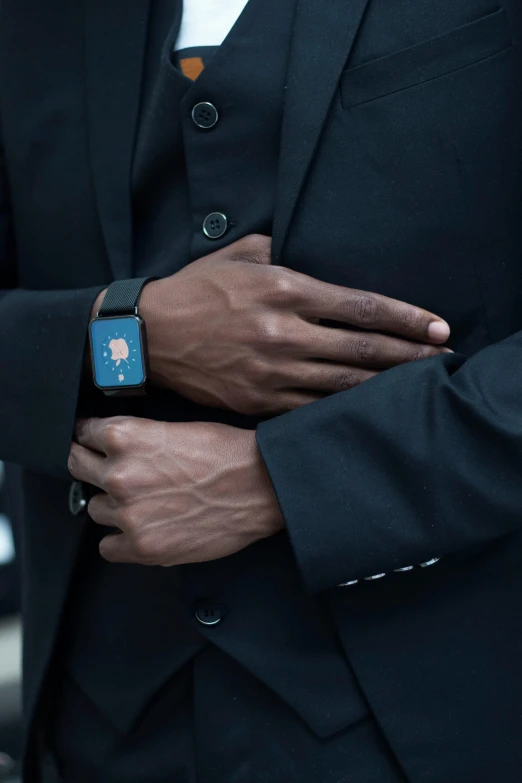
[194, 603, 223, 626]
[203, 212, 228, 239]
[68, 481, 87, 516]
[192, 101, 219, 129]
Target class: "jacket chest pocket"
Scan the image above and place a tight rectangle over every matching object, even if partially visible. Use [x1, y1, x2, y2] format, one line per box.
[340, 9, 511, 108]
[279, 8, 517, 355]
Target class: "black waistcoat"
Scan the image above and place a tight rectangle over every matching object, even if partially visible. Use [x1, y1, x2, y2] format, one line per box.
[60, 0, 313, 736]
[133, 0, 289, 276]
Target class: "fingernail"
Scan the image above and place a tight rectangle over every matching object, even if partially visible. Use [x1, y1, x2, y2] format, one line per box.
[443, 347, 454, 354]
[428, 321, 450, 343]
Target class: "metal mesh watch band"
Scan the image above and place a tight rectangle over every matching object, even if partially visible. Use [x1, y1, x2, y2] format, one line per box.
[98, 277, 158, 317]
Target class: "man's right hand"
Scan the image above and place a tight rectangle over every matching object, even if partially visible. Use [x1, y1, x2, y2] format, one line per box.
[110, 235, 451, 415]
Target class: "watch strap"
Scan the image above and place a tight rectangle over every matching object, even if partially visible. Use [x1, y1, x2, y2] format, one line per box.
[98, 277, 158, 317]
[102, 385, 147, 398]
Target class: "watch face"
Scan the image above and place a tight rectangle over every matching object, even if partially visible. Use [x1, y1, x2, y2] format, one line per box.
[90, 316, 145, 389]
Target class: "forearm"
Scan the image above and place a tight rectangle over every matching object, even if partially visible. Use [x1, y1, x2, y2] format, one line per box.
[257, 334, 522, 593]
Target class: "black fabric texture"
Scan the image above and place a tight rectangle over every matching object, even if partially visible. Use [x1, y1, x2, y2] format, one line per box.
[0, 0, 521, 781]
[60, 0, 311, 742]
[48, 648, 405, 783]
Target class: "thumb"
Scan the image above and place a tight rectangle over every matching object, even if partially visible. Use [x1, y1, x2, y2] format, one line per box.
[227, 234, 273, 265]
[190, 234, 273, 270]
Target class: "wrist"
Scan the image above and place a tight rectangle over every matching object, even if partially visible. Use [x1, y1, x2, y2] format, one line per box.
[88, 280, 156, 394]
[138, 279, 164, 387]
[88, 279, 175, 390]
[138, 277, 185, 389]
[90, 288, 107, 321]
[84, 288, 107, 381]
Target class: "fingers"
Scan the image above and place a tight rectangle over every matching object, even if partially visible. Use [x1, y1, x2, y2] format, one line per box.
[99, 532, 137, 564]
[287, 362, 378, 393]
[87, 492, 120, 528]
[89, 495, 135, 562]
[293, 275, 450, 344]
[68, 442, 106, 490]
[75, 416, 131, 456]
[227, 234, 272, 265]
[273, 391, 326, 412]
[199, 234, 273, 268]
[299, 324, 452, 368]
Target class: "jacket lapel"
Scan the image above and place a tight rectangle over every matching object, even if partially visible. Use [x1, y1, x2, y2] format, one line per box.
[272, 0, 371, 263]
[84, 0, 151, 280]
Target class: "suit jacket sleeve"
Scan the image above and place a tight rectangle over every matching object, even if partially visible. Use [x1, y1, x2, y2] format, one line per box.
[0, 147, 105, 479]
[257, 335, 522, 593]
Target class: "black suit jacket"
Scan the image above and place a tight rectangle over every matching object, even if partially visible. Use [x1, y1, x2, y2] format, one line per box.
[1, 0, 522, 781]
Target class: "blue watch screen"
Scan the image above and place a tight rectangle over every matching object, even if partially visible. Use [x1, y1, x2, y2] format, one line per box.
[90, 316, 145, 389]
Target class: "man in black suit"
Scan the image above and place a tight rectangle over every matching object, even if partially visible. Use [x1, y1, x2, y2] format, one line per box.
[0, 1, 521, 781]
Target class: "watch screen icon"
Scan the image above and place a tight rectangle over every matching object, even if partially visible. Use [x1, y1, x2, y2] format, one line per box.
[109, 338, 130, 366]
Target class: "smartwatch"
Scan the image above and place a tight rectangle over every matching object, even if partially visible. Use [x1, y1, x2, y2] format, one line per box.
[89, 277, 157, 396]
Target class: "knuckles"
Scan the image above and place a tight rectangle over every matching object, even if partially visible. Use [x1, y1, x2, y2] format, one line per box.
[251, 314, 289, 350]
[352, 294, 379, 327]
[409, 345, 429, 362]
[353, 336, 376, 365]
[103, 420, 131, 452]
[268, 268, 298, 305]
[408, 344, 439, 362]
[334, 368, 361, 392]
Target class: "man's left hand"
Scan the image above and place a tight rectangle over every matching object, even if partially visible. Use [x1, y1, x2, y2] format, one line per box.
[68, 417, 284, 565]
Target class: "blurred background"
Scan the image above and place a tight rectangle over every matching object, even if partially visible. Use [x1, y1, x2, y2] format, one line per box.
[0, 461, 22, 782]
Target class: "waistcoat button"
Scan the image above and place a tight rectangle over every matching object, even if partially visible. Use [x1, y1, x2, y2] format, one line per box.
[68, 481, 87, 516]
[194, 603, 223, 626]
[203, 212, 228, 239]
[192, 102, 219, 129]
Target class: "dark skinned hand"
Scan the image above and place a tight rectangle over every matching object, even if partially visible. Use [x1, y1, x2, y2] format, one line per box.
[69, 417, 283, 566]
[82, 236, 451, 565]
[92, 234, 451, 416]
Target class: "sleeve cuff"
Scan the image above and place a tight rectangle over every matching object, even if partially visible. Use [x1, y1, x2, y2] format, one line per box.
[0, 285, 106, 478]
